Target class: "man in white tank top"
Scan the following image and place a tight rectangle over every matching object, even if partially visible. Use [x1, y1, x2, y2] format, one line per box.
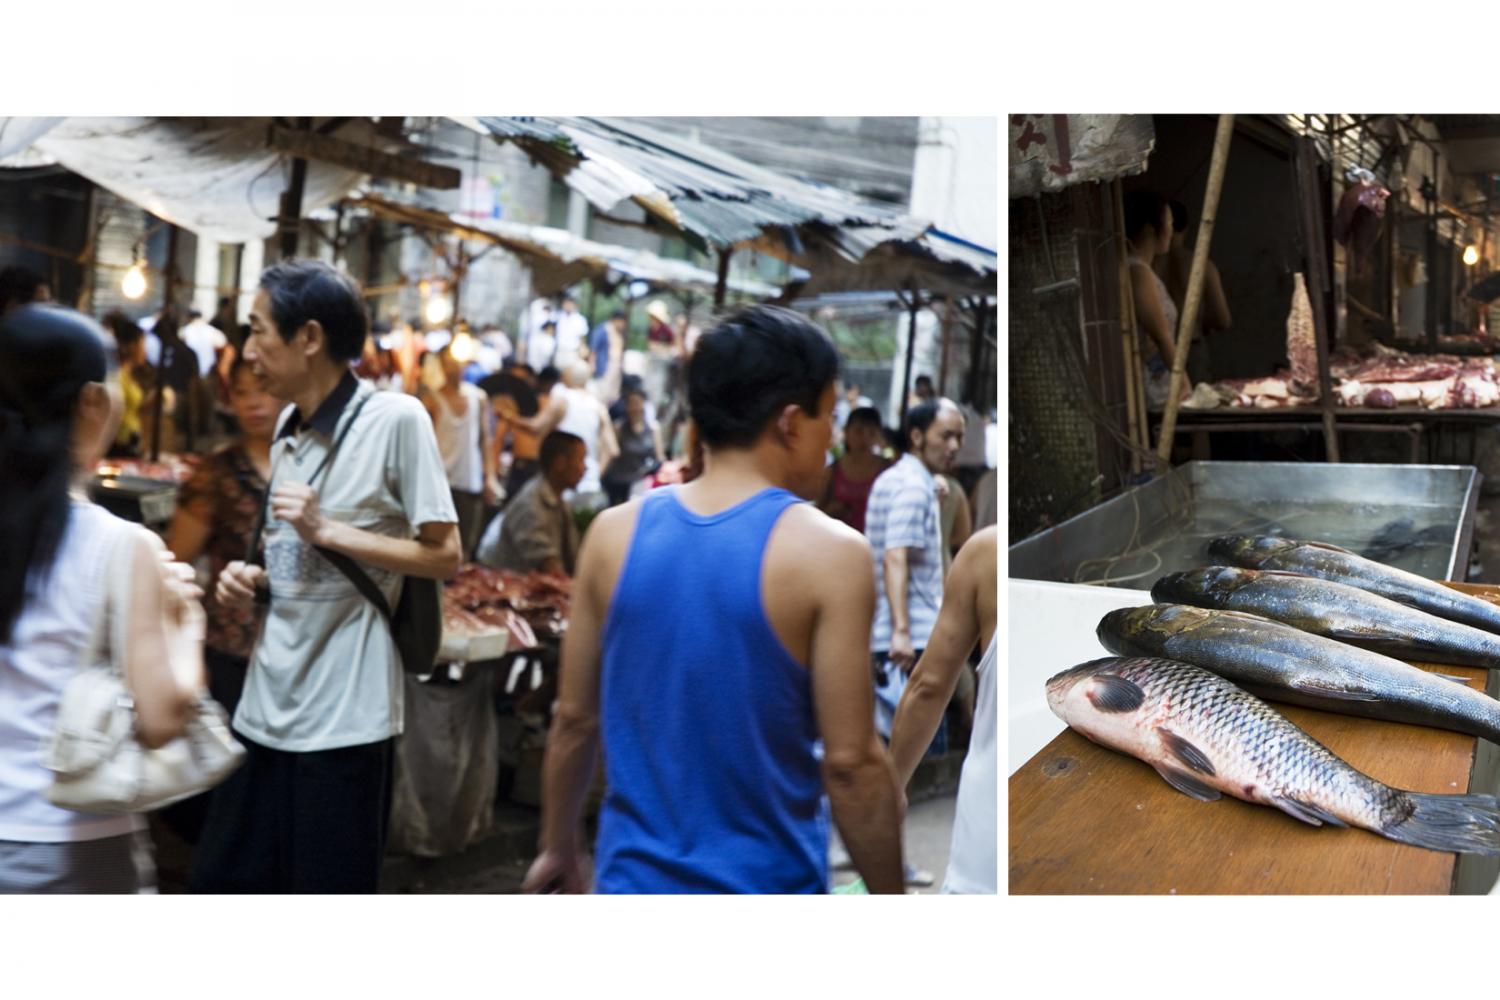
[423, 345, 499, 560]
[886, 526, 998, 893]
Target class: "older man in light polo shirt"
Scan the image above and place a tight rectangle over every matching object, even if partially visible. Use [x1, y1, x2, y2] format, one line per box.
[191, 259, 461, 894]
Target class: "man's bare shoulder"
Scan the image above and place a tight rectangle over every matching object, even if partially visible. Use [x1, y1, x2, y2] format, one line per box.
[580, 497, 645, 568]
[775, 503, 872, 569]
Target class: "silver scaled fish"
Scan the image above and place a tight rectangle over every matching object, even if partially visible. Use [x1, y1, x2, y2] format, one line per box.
[1046, 656, 1500, 854]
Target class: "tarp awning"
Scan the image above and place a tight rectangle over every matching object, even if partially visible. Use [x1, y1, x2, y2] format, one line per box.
[0, 117, 378, 244]
[346, 191, 779, 299]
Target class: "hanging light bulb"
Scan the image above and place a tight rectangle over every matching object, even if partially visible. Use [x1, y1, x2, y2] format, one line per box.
[121, 262, 148, 300]
[425, 294, 452, 326]
[1464, 245, 1481, 267]
[450, 329, 477, 364]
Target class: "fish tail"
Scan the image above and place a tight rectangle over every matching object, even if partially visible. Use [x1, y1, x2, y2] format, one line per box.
[1381, 792, 1500, 855]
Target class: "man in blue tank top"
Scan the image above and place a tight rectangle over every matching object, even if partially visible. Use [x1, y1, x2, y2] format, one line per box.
[523, 305, 905, 894]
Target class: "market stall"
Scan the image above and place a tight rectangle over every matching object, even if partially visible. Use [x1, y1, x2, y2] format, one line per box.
[386, 565, 570, 858]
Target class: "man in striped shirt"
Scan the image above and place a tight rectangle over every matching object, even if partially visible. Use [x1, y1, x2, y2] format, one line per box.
[865, 399, 965, 743]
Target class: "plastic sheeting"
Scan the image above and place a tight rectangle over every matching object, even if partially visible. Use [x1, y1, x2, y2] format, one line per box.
[0, 117, 374, 244]
[1009, 114, 1155, 197]
[387, 669, 500, 859]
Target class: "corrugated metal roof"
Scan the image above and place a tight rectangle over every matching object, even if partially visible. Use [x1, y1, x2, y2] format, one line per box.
[474, 116, 911, 253]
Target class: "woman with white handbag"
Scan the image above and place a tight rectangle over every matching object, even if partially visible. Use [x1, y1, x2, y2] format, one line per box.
[0, 304, 226, 894]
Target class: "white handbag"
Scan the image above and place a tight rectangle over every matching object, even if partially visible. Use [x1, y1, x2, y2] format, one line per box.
[42, 520, 244, 815]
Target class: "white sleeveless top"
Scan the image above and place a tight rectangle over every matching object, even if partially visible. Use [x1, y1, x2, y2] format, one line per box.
[943, 633, 996, 894]
[1129, 258, 1179, 358]
[0, 501, 143, 842]
[557, 387, 603, 495]
[434, 383, 486, 494]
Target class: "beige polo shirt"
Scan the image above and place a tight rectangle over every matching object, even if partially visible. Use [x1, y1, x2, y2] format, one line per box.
[234, 375, 458, 752]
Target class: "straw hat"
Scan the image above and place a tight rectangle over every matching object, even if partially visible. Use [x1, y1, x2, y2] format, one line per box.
[646, 299, 670, 324]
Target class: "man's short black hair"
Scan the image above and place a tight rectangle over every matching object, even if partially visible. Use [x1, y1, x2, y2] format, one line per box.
[609, 310, 627, 322]
[541, 320, 557, 331]
[540, 430, 584, 471]
[687, 304, 839, 450]
[258, 259, 369, 364]
[537, 365, 561, 386]
[846, 406, 882, 432]
[902, 400, 945, 452]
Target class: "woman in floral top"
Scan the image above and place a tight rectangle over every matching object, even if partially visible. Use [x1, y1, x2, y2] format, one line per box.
[166, 358, 284, 715]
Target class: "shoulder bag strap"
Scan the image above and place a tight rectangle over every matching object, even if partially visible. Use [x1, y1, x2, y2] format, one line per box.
[84, 519, 140, 680]
[246, 386, 373, 565]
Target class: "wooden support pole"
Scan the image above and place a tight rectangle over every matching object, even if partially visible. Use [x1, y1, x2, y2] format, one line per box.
[1293, 135, 1342, 462]
[1111, 180, 1145, 476]
[900, 284, 920, 428]
[1155, 114, 1235, 469]
[277, 118, 313, 260]
[714, 248, 732, 310]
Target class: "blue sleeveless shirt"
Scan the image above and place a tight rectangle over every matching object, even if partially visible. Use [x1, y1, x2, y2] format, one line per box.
[594, 486, 830, 893]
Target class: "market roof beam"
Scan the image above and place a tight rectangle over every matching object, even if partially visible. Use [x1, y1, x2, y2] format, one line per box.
[267, 124, 461, 190]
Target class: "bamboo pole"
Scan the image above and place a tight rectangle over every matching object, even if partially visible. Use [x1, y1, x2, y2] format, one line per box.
[1155, 113, 1235, 469]
[1112, 180, 1144, 476]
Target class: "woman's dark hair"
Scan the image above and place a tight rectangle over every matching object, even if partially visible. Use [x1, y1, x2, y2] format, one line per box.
[227, 354, 256, 388]
[101, 310, 144, 351]
[1122, 190, 1170, 244]
[0, 305, 111, 643]
[258, 259, 369, 364]
[540, 430, 584, 471]
[846, 406, 882, 432]
[0, 265, 47, 315]
[687, 304, 839, 450]
[1169, 199, 1189, 234]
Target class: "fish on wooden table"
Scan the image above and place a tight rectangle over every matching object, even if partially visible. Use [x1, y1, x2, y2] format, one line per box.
[1151, 566, 1500, 670]
[1046, 655, 1500, 855]
[1209, 533, 1500, 636]
[1096, 603, 1500, 745]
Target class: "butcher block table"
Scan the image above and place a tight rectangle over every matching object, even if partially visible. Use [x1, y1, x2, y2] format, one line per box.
[1009, 583, 1500, 895]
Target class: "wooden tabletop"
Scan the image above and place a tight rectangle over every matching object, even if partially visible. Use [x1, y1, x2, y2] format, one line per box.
[1008, 583, 1500, 895]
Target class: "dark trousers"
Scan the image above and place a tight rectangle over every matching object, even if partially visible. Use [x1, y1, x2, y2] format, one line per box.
[189, 733, 395, 894]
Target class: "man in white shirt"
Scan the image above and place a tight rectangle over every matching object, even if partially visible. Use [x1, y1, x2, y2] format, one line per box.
[181, 309, 229, 377]
[553, 294, 589, 373]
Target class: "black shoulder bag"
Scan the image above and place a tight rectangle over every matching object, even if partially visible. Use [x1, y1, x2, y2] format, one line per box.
[248, 391, 444, 675]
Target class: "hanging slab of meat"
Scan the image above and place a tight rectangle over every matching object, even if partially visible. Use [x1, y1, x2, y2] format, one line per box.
[1332, 179, 1392, 276]
[1286, 273, 1318, 395]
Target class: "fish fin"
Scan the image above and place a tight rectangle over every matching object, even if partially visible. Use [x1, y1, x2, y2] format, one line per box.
[1382, 792, 1500, 856]
[1271, 795, 1347, 828]
[1323, 623, 1406, 644]
[1157, 728, 1216, 776]
[1087, 675, 1145, 713]
[1430, 672, 1472, 685]
[1288, 679, 1384, 702]
[1152, 765, 1221, 802]
[1304, 540, 1358, 555]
